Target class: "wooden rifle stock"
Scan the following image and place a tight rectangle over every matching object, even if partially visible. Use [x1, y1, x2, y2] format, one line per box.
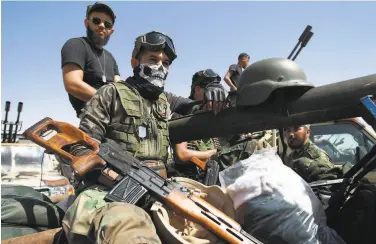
[190, 156, 207, 170]
[22, 117, 105, 177]
[166, 190, 252, 244]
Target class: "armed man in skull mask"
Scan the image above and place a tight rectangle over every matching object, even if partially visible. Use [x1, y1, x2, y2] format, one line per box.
[171, 69, 220, 181]
[284, 124, 338, 183]
[61, 31, 227, 244]
[61, 2, 121, 118]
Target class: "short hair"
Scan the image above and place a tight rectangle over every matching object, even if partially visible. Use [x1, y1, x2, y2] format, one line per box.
[238, 53, 250, 60]
[134, 47, 148, 60]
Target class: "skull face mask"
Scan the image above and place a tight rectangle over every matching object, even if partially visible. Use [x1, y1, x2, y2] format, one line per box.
[137, 63, 169, 88]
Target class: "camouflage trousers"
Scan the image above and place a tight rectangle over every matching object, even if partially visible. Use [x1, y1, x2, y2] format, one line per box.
[62, 186, 162, 244]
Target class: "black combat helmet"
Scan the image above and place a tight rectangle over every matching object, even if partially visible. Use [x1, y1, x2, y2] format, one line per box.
[236, 58, 315, 107]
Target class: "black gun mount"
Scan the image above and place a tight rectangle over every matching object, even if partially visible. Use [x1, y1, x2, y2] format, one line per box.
[288, 25, 314, 61]
[1, 101, 23, 143]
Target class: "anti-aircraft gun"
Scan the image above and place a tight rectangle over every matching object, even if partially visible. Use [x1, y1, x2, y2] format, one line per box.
[1, 101, 74, 200]
[1, 101, 23, 143]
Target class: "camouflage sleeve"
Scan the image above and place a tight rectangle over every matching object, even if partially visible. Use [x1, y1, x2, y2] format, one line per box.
[79, 84, 117, 141]
[290, 157, 340, 182]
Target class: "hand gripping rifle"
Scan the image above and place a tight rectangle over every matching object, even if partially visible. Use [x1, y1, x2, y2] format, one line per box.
[23, 117, 262, 244]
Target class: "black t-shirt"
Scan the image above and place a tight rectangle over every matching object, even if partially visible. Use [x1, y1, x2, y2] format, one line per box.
[228, 64, 243, 87]
[61, 37, 120, 117]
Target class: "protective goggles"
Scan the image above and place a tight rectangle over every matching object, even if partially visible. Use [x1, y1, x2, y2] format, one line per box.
[132, 31, 177, 62]
[193, 69, 221, 87]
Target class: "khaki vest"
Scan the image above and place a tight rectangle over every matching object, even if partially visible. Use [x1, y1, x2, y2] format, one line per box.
[108, 82, 171, 162]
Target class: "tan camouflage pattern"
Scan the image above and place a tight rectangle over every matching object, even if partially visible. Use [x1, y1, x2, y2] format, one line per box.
[62, 186, 162, 244]
[285, 139, 335, 182]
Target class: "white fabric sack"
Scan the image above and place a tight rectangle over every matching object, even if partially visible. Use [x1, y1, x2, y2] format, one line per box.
[219, 147, 346, 244]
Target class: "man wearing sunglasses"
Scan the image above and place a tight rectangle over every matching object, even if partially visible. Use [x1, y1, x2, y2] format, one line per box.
[60, 31, 227, 244]
[61, 2, 121, 118]
[284, 125, 338, 183]
[171, 69, 221, 181]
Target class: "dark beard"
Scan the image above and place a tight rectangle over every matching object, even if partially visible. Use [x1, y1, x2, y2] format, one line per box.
[287, 132, 308, 150]
[86, 27, 110, 48]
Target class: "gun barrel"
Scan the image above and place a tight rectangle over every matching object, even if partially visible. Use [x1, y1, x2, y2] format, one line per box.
[299, 25, 312, 42]
[12, 102, 24, 142]
[169, 74, 376, 143]
[288, 25, 312, 59]
[2, 101, 11, 142]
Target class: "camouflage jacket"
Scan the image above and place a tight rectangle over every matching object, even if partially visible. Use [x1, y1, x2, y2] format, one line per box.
[286, 139, 337, 182]
[77, 78, 192, 165]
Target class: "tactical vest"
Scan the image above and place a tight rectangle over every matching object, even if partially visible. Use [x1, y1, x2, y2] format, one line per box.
[108, 82, 171, 162]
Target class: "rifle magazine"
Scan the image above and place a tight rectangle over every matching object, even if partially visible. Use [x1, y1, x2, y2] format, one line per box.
[104, 175, 148, 204]
[203, 160, 220, 186]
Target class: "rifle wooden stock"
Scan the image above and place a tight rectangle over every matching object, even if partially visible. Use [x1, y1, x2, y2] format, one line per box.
[191, 156, 207, 170]
[169, 73, 376, 143]
[166, 190, 249, 244]
[73, 154, 107, 177]
[22, 117, 101, 176]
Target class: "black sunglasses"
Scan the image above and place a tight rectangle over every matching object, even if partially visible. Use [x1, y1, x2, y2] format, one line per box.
[90, 17, 113, 29]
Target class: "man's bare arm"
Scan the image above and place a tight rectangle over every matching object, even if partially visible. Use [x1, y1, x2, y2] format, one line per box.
[224, 70, 237, 90]
[175, 142, 217, 162]
[62, 63, 97, 102]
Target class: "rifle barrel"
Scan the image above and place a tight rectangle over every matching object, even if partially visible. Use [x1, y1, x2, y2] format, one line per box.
[12, 102, 23, 142]
[2, 101, 11, 143]
[288, 25, 312, 59]
[169, 74, 376, 143]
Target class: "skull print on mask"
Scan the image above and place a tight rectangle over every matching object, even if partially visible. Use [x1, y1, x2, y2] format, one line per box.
[137, 63, 169, 89]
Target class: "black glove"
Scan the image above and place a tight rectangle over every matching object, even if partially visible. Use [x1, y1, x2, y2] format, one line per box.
[204, 81, 226, 103]
[203, 82, 227, 114]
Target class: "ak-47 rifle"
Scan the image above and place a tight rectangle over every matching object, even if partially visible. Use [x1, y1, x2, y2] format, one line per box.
[23, 118, 262, 244]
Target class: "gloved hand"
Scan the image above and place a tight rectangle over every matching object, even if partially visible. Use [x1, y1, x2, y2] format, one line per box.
[203, 81, 227, 115]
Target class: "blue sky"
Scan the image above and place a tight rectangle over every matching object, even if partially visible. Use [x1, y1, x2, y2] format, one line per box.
[2, 1, 376, 131]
